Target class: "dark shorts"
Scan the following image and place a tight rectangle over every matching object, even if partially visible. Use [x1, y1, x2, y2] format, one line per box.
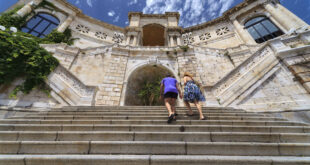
[164, 92, 178, 99]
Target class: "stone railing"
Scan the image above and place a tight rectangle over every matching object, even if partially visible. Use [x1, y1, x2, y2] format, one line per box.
[211, 30, 310, 106]
[213, 45, 273, 95]
[47, 65, 97, 106]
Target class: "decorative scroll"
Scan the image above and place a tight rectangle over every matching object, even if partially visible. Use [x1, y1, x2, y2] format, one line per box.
[216, 27, 230, 36]
[95, 31, 107, 40]
[112, 32, 124, 44]
[182, 32, 194, 45]
[75, 24, 90, 34]
[199, 32, 211, 41]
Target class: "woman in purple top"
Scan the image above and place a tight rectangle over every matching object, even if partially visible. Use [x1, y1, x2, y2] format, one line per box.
[160, 74, 182, 123]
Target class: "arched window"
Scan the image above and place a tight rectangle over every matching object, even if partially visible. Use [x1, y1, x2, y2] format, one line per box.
[245, 16, 283, 43]
[22, 13, 59, 38]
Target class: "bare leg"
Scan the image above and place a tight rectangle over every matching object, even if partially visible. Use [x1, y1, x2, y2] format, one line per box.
[164, 98, 173, 116]
[170, 98, 176, 114]
[170, 98, 176, 119]
[184, 101, 193, 115]
[194, 100, 205, 120]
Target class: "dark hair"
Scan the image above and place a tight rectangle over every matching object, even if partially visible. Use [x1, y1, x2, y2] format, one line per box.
[166, 74, 172, 77]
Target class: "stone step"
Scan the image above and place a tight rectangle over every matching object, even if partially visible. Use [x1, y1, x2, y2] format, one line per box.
[60, 106, 238, 110]
[0, 124, 309, 133]
[0, 131, 309, 143]
[51, 109, 248, 113]
[1, 141, 310, 156]
[0, 119, 305, 126]
[1, 155, 310, 165]
[11, 115, 287, 121]
[33, 112, 266, 117]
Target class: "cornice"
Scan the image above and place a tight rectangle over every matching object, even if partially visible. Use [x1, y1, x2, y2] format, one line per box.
[128, 12, 180, 22]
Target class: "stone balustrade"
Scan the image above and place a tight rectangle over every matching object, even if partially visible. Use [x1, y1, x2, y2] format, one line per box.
[47, 65, 97, 106]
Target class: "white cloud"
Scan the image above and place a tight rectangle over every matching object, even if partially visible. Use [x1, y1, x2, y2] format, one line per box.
[113, 15, 120, 22]
[142, 0, 237, 27]
[86, 0, 93, 7]
[125, 21, 129, 25]
[128, 0, 138, 6]
[108, 10, 116, 17]
[75, 0, 80, 5]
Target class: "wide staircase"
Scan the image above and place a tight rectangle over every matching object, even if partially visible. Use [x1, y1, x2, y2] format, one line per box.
[0, 106, 310, 164]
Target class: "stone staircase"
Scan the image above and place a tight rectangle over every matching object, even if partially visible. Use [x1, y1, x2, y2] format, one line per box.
[0, 106, 310, 164]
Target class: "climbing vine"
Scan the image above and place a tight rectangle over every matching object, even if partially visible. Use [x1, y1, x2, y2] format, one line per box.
[0, 5, 26, 29]
[0, 29, 59, 98]
[0, 3, 76, 97]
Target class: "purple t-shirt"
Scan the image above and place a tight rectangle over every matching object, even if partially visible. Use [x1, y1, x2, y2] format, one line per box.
[161, 77, 178, 94]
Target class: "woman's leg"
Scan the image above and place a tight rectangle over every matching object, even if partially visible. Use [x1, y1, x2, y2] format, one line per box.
[194, 100, 205, 120]
[184, 101, 194, 115]
[170, 98, 176, 119]
[170, 98, 176, 114]
[164, 98, 173, 116]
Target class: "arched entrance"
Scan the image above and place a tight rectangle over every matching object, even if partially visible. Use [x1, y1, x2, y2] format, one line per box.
[125, 65, 174, 106]
[142, 24, 165, 46]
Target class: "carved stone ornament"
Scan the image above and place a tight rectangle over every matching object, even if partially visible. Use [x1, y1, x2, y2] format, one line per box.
[216, 27, 230, 36]
[112, 32, 124, 44]
[76, 24, 90, 34]
[182, 32, 194, 45]
[199, 32, 211, 41]
[95, 31, 107, 40]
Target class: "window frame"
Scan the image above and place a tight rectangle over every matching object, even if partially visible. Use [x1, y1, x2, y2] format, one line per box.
[244, 16, 283, 43]
[22, 13, 60, 38]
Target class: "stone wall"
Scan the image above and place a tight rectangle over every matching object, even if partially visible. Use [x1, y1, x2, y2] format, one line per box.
[95, 48, 129, 106]
[0, 79, 58, 108]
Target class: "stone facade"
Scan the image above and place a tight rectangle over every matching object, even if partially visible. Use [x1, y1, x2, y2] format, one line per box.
[1, 0, 310, 112]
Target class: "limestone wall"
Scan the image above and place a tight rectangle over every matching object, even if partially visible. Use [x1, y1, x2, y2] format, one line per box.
[194, 48, 235, 86]
[95, 48, 129, 106]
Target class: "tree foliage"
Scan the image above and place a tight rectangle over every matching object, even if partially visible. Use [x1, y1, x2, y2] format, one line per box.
[138, 78, 163, 106]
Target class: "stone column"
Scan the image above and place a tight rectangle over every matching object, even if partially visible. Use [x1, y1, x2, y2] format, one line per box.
[232, 19, 256, 45]
[133, 36, 137, 46]
[57, 15, 74, 32]
[170, 36, 174, 47]
[16, 0, 43, 17]
[264, 3, 308, 31]
[126, 36, 130, 45]
[177, 36, 181, 46]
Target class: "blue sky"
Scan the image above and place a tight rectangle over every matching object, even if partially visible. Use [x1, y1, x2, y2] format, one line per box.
[1, 0, 310, 28]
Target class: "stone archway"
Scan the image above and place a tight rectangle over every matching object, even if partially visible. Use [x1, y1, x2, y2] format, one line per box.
[125, 64, 174, 106]
[142, 24, 165, 46]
